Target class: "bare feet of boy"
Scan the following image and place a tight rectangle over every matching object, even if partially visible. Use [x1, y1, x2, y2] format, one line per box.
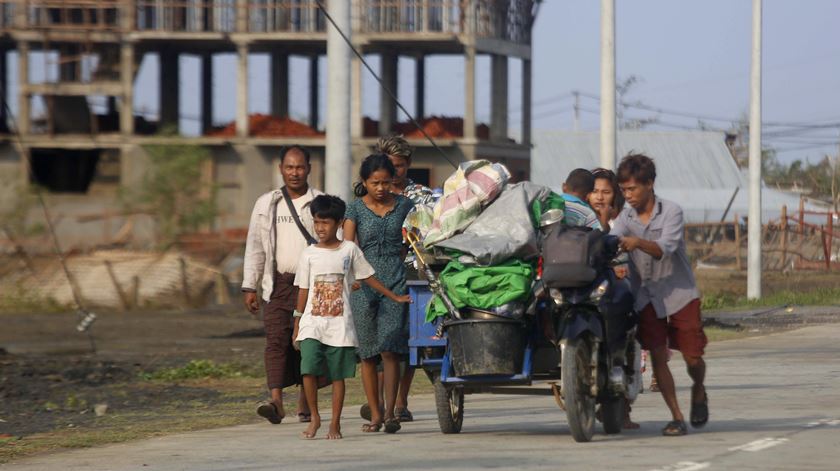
[326, 422, 342, 439]
[300, 415, 320, 439]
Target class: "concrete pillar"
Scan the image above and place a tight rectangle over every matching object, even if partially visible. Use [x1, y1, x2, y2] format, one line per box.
[490, 54, 508, 141]
[270, 51, 289, 118]
[17, 42, 29, 135]
[350, 53, 362, 139]
[379, 52, 398, 136]
[415, 55, 425, 121]
[120, 43, 134, 135]
[325, 0, 352, 201]
[463, 46, 476, 141]
[236, 43, 249, 137]
[0, 50, 7, 131]
[309, 55, 319, 130]
[521, 58, 532, 146]
[236, 0, 248, 32]
[159, 49, 180, 132]
[201, 52, 213, 134]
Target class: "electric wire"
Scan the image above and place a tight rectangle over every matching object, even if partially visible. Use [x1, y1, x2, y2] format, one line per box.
[1, 96, 97, 353]
[314, 0, 458, 169]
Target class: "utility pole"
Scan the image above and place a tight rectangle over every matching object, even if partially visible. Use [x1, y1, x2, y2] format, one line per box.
[325, 0, 352, 201]
[600, 0, 616, 170]
[573, 90, 580, 132]
[747, 0, 762, 299]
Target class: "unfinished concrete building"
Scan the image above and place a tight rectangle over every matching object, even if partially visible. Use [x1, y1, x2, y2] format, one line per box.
[0, 1, 536, 247]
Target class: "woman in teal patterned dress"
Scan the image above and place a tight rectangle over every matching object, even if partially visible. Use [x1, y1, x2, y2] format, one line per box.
[343, 154, 413, 434]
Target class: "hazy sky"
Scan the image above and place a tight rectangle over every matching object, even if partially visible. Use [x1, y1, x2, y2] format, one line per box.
[14, 0, 840, 165]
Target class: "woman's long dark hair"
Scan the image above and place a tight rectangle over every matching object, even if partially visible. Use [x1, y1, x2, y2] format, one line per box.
[354, 153, 396, 197]
[591, 167, 625, 215]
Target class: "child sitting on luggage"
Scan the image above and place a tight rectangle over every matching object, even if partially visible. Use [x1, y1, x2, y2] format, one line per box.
[292, 195, 411, 440]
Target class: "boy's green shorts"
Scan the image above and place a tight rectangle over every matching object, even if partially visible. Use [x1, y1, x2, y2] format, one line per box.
[299, 339, 357, 380]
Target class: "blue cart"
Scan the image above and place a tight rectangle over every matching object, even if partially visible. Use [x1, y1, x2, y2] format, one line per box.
[407, 280, 563, 434]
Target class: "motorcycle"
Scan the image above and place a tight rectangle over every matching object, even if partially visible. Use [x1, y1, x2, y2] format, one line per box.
[536, 217, 642, 442]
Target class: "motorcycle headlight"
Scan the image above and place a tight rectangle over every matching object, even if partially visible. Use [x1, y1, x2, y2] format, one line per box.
[590, 280, 609, 302]
[549, 288, 564, 305]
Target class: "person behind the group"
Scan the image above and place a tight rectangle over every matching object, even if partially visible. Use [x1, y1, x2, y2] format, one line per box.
[242, 145, 320, 425]
[343, 154, 414, 434]
[354, 134, 434, 424]
[588, 167, 639, 430]
[292, 195, 410, 440]
[611, 154, 709, 437]
[561, 168, 603, 230]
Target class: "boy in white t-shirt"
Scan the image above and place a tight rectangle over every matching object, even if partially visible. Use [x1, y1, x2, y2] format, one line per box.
[293, 195, 410, 440]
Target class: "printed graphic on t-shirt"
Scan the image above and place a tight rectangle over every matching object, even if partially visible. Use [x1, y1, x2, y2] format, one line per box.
[312, 273, 344, 317]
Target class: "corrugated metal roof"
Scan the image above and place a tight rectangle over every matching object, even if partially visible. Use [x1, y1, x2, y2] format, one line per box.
[531, 130, 746, 189]
[529, 130, 825, 223]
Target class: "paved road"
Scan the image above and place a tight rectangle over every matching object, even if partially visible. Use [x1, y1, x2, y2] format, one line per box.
[5, 324, 840, 471]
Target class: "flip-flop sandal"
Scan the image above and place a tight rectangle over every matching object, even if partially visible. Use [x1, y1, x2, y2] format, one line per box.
[395, 407, 414, 422]
[662, 420, 687, 436]
[383, 417, 401, 434]
[256, 401, 283, 425]
[298, 412, 312, 423]
[690, 392, 709, 428]
[360, 403, 385, 421]
[361, 422, 382, 433]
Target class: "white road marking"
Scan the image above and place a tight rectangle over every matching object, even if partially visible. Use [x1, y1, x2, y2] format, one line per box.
[729, 438, 789, 452]
[805, 418, 839, 427]
[649, 461, 711, 471]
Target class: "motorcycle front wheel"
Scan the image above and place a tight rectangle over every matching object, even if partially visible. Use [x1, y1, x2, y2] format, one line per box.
[562, 336, 595, 442]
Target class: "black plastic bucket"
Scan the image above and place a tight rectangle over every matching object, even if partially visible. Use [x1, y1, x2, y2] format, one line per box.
[445, 318, 526, 377]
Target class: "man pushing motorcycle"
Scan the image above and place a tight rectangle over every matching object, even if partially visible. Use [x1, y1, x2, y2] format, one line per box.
[610, 154, 709, 437]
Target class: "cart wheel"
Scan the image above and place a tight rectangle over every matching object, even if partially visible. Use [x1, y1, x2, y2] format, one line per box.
[433, 376, 464, 434]
[562, 336, 595, 442]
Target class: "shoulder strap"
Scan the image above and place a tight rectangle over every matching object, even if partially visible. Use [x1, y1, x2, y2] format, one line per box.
[280, 186, 317, 245]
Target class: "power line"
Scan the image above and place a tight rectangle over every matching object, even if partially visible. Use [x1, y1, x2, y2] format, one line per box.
[314, 0, 458, 169]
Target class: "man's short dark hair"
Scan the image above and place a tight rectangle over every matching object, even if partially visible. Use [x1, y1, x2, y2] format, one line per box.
[565, 168, 595, 195]
[310, 195, 346, 222]
[617, 153, 656, 184]
[280, 145, 311, 165]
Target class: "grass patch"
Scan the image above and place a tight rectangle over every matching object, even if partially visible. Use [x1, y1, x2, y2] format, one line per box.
[140, 360, 262, 381]
[702, 287, 840, 311]
[0, 285, 65, 314]
[1, 368, 436, 464]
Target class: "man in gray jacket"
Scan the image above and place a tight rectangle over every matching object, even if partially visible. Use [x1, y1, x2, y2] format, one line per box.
[242, 145, 323, 424]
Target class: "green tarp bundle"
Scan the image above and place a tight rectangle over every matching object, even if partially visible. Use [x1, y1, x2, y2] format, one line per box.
[425, 259, 534, 322]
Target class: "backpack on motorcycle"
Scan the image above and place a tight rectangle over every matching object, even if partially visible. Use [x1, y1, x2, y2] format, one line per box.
[540, 225, 607, 288]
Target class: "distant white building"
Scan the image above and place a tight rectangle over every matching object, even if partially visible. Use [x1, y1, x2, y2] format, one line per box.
[530, 130, 828, 224]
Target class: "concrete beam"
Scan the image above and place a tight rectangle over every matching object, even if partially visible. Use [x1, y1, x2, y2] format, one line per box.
[120, 43, 134, 135]
[270, 51, 289, 118]
[463, 46, 476, 142]
[309, 55, 319, 130]
[490, 54, 508, 141]
[236, 44, 249, 137]
[25, 81, 124, 96]
[159, 49, 180, 132]
[379, 52, 398, 136]
[201, 52, 213, 135]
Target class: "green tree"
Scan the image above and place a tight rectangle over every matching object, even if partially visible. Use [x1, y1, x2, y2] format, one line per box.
[123, 143, 217, 247]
